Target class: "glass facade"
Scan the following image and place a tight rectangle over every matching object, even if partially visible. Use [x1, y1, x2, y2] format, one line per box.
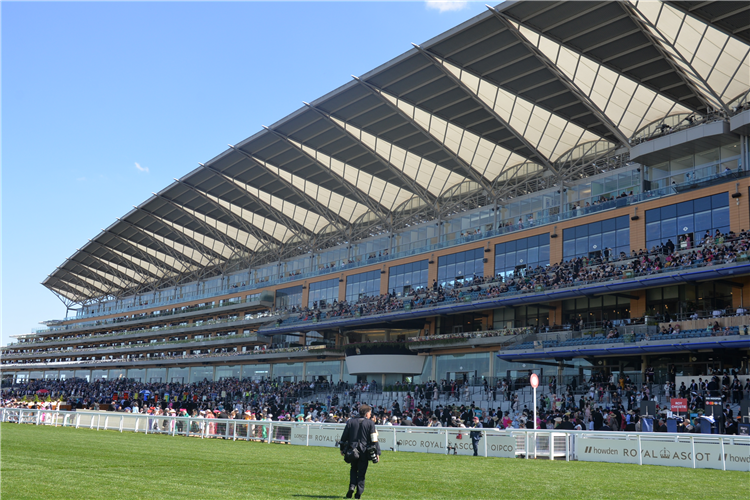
[275, 285, 303, 310]
[273, 362, 304, 381]
[146, 368, 166, 383]
[190, 366, 214, 383]
[388, 260, 429, 297]
[563, 215, 629, 260]
[308, 278, 339, 308]
[494, 234, 550, 279]
[646, 142, 741, 189]
[646, 283, 733, 320]
[645, 192, 729, 251]
[169, 367, 188, 383]
[243, 364, 270, 381]
[127, 368, 145, 382]
[562, 295, 631, 327]
[437, 248, 484, 287]
[346, 270, 381, 302]
[305, 360, 341, 382]
[216, 365, 241, 380]
[435, 352, 490, 383]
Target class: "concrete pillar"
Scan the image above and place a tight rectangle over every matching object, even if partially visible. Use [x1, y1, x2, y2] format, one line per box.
[384, 329, 391, 341]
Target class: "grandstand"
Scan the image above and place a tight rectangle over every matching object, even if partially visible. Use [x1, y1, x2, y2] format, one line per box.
[3, 1, 750, 414]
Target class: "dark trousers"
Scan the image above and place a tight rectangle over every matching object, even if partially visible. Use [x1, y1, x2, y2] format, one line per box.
[349, 455, 370, 495]
[472, 439, 480, 456]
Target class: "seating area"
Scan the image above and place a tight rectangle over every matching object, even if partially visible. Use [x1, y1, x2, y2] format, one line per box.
[505, 326, 743, 351]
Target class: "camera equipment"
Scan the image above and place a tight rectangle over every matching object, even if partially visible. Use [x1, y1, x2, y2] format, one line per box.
[366, 445, 379, 463]
[446, 444, 458, 455]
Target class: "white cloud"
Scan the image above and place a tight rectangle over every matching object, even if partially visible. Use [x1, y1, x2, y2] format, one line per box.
[135, 162, 149, 173]
[425, 0, 469, 13]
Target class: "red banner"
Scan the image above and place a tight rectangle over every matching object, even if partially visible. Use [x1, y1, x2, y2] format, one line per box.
[671, 398, 688, 412]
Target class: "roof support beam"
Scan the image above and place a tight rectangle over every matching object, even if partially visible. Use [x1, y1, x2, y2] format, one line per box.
[131, 206, 226, 265]
[114, 217, 203, 272]
[261, 126, 391, 225]
[228, 145, 349, 231]
[623, 1, 730, 114]
[172, 177, 284, 257]
[488, 7, 631, 148]
[408, 45, 559, 179]
[74, 245, 159, 290]
[198, 163, 315, 242]
[48, 280, 91, 304]
[56, 273, 110, 298]
[353, 75, 498, 192]
[65, 263, 125, 296]
[152, 192, 253, 259]
[302, 102, 438, 212]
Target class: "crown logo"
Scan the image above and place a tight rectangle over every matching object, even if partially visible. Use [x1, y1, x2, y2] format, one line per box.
[660, 448, 670, 459]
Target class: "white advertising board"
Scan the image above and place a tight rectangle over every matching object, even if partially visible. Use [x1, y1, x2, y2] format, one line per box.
[290, 425, 396, 450]
[577, 437, 750, 471]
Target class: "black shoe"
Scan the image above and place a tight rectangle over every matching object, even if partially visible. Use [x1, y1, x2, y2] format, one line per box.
[354, 495, 361, 499]
[346, 486, 355, 498]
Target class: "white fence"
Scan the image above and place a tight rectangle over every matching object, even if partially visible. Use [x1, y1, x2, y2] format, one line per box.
[2, 408, 747, 471]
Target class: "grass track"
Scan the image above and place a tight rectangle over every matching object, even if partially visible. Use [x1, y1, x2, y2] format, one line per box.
[1, 423, 747, 499]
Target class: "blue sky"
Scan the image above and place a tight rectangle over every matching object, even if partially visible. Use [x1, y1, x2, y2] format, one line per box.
[1, 1, 490, 345]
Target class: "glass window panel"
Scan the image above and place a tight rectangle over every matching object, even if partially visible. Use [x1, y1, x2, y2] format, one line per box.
[712, 207, 729, 229]
[589, 234, 602, 252]
[575, 238, 588, 255]
[589, 221, 602, 234]
[563, 240, 575, 258]
[602, 218, 617, 231]
[617, 229, 630, 248]
[646, 222, 660, 241]
[694, 211, 712, 231]
[539, 245, 550, 264]
[661, 204, 677, 218]
[617, 216, 629, 230]
[694, 196, 711, 212]
[516, 238, 527, 250]
[575, 225, 588, 238]
[516, 249, 527, 265]
[677, 215, 694, 235]
[563, 229, 575, 241]
[602, 232, 617, 249]
[661, 218, 677, 237]
[495, 255, 505, 269]
[712, 193, 728, 208]
[527, 247, 539, 264]
[646, 207, 661, 223]
[677, 201, 693, 216]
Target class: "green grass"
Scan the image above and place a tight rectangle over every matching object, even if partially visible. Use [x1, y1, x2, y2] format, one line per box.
[1, 423, 747, 500]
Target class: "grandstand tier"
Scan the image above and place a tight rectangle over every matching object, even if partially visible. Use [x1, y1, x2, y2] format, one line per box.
[3, 1, 750, 402]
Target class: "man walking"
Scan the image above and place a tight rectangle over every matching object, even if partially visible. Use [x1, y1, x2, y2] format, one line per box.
[340, 404, 380, 499]
[469, 415, 483, 456]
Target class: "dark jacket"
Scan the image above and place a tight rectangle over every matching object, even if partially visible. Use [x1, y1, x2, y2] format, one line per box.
[340, 417, 378, 454]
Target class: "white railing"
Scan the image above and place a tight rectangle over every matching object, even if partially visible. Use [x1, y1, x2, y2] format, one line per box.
[2, 408, 747, 471]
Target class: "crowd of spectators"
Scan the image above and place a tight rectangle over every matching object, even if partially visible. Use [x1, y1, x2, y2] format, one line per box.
[5, 373, 747, 435]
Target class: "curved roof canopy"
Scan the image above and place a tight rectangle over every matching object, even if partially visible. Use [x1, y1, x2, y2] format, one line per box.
[44, 1, 750, 304]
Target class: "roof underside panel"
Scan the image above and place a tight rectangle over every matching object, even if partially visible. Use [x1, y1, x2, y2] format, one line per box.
[518, 23, 694, 138]
[637, 1, 750, 104]
[667, 1, 750, 46]
[501, 1, 708, 112]
[426, 14, 617, 140]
